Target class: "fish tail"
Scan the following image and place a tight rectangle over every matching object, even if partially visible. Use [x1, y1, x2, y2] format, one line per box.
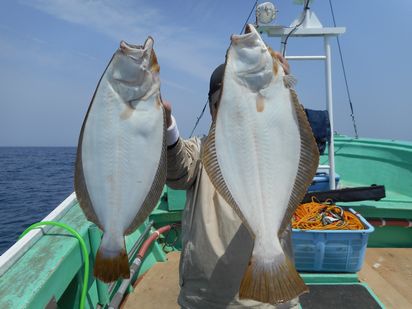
[239, 254, 308, 305]
[94, 233, 130, 283]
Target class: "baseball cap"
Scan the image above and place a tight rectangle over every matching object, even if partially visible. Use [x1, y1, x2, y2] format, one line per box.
[208, 64, 225, 101]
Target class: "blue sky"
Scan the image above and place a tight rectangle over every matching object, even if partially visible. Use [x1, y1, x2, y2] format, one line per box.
[0, 0, 411, 146]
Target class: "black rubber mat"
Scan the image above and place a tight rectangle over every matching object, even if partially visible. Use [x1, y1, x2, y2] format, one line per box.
[300, 284, 382, 309]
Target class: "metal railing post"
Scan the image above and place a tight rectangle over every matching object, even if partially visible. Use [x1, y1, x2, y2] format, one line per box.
[324, 35, 336, 189]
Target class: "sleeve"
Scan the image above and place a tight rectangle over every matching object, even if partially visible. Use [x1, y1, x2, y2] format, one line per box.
[166, 117, 202, 190]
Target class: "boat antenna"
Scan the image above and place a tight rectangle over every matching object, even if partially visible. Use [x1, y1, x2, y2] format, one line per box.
[281, 0, 311, 57]
[240, 0, 259, 34]
[328, 0, 359, 138]
[189, 0, 259, 138]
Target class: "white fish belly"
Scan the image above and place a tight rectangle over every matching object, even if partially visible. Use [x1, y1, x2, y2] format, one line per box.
[81, 78, 163, 237]
[215, 72, 300, 259]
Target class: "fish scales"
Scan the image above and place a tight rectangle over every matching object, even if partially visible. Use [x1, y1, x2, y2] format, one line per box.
[202, 25, 319, 304]
[75, 37, 166, 283]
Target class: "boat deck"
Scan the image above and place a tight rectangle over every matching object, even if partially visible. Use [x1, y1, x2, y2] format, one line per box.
[122, 251, 180, 309]
[123, 249, 412, 309]
[358, 248, 412, 308]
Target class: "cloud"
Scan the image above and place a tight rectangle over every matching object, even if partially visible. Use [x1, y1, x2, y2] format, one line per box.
[22, 0, 221, 80]
[72, 50, 98, 62]
[162, 79, 196, 94]
[0, 35, 56, 70]
[24, 0, 153, 40]
[0, 32, 95, 76]
[0, 16, 99, 73]
[30, 37, 48, 45]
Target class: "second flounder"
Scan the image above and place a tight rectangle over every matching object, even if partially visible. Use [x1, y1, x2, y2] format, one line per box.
[202, 24, 319, 304]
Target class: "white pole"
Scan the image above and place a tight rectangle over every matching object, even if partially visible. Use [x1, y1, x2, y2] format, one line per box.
[324, 36, 336, 189]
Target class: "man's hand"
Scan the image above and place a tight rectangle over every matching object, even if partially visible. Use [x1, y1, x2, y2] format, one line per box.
[162, 99, 173, 128]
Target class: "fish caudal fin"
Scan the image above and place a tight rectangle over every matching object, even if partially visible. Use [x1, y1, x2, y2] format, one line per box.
[239, 255, 308, 305]
[94, 234, 130, 283]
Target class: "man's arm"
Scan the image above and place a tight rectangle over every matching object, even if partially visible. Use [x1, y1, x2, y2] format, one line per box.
[163, 101, 201, 190]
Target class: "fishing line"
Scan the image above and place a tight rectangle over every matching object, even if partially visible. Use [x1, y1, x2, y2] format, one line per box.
[240, 0, 259, 34]
[189, 98, 209, 138]
[281, 0, 310, 57]
[328, 0, 359, 138]
[189, 0, 258, 138]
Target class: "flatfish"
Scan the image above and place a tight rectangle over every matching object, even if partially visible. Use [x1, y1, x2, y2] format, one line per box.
[75, 38, 166, 282]
[202, 24, 319, 304]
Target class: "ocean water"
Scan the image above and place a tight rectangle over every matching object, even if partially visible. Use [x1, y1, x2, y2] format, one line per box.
[0, 147, 76, 255]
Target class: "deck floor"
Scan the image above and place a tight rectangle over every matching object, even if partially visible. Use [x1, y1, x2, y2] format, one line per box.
[358, 248, 412, 309]
[122, 251, 180, 309]
[122, 249, 412, 309]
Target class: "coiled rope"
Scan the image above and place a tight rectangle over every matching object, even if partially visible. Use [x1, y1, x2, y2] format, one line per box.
[292, 198, 364, 230]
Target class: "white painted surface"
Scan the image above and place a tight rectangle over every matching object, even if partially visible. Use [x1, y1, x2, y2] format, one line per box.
[258, 25, 346, 37]
[0, 192, 77, 276]
[324, 36, 336, 189]
[285, 55, 326, 61]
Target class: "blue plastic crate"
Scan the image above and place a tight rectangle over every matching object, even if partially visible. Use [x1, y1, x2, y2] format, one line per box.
[308, 172, 340, 192]
[291, 208, 374, 273]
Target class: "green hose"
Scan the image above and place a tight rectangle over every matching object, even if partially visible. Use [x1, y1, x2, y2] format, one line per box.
[19, 221, 89, 309]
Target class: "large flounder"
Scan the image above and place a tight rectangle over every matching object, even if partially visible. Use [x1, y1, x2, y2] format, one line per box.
[202, 25, 319, 304]
[75, 38, 166, 283]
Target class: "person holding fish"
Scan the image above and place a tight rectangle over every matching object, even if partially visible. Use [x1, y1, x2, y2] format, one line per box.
[163, 25, 318, 309]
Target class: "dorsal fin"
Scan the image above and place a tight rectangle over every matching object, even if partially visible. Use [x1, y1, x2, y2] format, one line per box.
[283, 75, 297, 89]
[201, 120, 254, 237]
[279, 89, 320, 234]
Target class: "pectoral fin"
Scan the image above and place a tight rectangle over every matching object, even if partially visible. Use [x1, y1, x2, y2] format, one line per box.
[279, 89, 320, 234]
[201, 120, 254, 236]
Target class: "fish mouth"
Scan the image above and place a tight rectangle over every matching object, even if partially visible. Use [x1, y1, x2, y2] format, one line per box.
[119, 38, 153, 59]
[120, 41, 142, 53]
[230, 24, 260, 44]
[117, 37, 159, 73]
[230, 24, 272, 89]
[244, 24, 253, 34]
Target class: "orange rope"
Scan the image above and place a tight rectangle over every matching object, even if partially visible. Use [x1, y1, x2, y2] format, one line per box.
[292, 198, 364, 230]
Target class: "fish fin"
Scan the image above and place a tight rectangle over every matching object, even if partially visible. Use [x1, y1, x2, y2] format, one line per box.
[125, 98, 167, 235]
[239, 254, 308, 304]
[279, 89, 320, 233]
[201, 120, 254, 235]
[74, 55, 116, 231]
[94, 234, 130, 283]
[74, 112, 104, 230]
[267, 47, 280, 76]
[150, 49, 160, 73]
[283, 75, 297, 89]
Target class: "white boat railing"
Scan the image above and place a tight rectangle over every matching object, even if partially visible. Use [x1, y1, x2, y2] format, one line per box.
[0, 192, 78, 276]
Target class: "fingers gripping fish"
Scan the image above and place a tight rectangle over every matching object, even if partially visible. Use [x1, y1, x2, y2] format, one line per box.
[202, 25, 319, 304]
[75, 38, 166, 283]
